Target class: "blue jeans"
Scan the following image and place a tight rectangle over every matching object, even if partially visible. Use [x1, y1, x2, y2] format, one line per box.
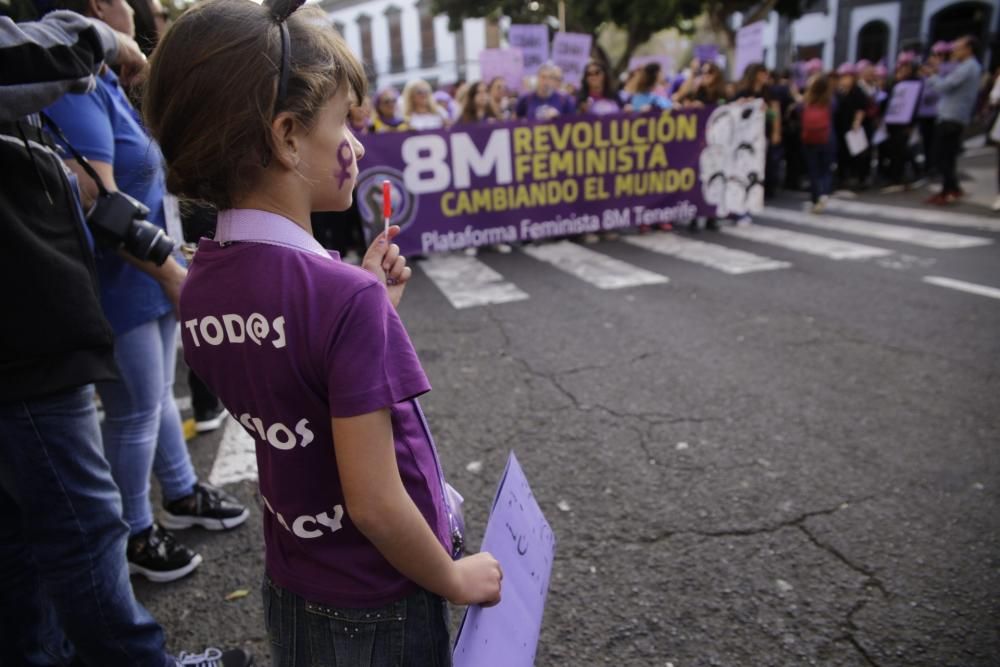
[262, 577, 452, 667]
[0, 385, 171, 666]
[802, 143, 834, 204]
[98, 313, 198, 534]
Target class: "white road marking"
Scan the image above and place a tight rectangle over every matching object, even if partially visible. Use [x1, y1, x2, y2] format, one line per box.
[823, 199, 1000, 233]
[760, 206, 993, 249]
[419, 254, 530, 309]
[622, 233, 791, 274]
[722, 225, 893, 260]
[208, 419, 258, 486]
[922, 276, 1000, 300]
[520, 240, 669, 289]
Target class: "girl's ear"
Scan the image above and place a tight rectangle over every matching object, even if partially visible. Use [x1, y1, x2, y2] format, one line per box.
[87, 0, 105, 19]
[269, 112, 301, 170]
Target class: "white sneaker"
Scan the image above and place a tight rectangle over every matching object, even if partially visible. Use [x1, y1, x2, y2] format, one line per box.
[494, 243, 513, 254]
[992, 195, 1000, 212]
[463, 247, 478, 257]
[735, 215, 752, 226]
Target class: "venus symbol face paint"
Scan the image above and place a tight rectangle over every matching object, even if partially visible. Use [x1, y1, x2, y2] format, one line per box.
[335, 139, 354, 189]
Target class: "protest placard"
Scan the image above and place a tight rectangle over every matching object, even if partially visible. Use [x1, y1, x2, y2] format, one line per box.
[478, 48, 524, 92]
[508, 24, 548, 75]
[883, 80, 923, 125]
[693, 44, 719, 64]
[550, 32, 593, 85]
[453, 452, 556, 667]
[734, 21, 765, 79]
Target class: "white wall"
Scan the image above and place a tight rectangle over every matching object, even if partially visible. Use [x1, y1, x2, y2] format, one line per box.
[791, 10, 837, 68]
[326, 0, 482, 89]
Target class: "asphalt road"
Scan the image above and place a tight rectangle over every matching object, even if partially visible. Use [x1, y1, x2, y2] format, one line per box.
[141, 158, 1000, 666]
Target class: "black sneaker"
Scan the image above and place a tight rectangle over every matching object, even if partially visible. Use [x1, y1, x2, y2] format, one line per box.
[127, 523, 202, 583]
[161, 482, 250, 531]
[194, 406, 229, 433]
[176, 647, 254, 666]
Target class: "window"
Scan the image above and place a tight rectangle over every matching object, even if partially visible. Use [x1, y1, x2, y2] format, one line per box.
[417, 0, 436, 68]
[357, 14, 374, 70]
[796, 43, 824, 62]
[856, 20, 889, 63]
[455, 23, 467, 80]
[385, 6, 404, 73]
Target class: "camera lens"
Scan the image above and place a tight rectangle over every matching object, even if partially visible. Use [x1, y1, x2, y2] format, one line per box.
[128, 219, 176, 266]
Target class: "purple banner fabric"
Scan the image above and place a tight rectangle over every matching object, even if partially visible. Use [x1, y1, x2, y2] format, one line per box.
[508, 24, 549, 75]
[356, 102, 766, 255]
[884, 80, 923, 125]
[551, 32, 593, 85]
[453, 452, 555, 667]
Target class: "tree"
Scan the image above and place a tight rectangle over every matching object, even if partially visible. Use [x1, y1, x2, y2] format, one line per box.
[432, 0, 807, 77]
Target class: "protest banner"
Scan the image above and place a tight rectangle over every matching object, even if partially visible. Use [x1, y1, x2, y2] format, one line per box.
[550, 32, 593, 85]
[883, 80, 923, 125]
[478, 48, 524, 92]
[508, 24, 548, 75]
[357, 101, 766, 255]
[733, 21, 765, 79]
[453, 452, 556, 667]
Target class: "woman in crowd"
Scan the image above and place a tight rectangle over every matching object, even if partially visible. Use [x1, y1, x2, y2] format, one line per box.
[833, 62, 872, 189]
[457, 80, 498, 124]
[349, 95, 373, 134]
[488, 76, 512, 120]
[45, 0, 248, 584]
[372, 86, 408, 132]
[576, 59, 622, 116]
[625, 62, 671, 112]
[674, 61, 727, 107]
[402, 78, 451, 130]
[989, 67, 1000, 211]
[881, 59, 922, 192]
[800, 74, 835, 212]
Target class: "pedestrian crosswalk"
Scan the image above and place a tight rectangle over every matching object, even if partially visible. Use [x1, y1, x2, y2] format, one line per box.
[409, 199, 998, 310]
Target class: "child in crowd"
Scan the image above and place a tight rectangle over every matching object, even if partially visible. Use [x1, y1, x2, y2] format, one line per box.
[144, 1, 502, 663]
[800, 74, 835, 212]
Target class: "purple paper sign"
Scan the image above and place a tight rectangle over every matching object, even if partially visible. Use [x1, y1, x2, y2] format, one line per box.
[627, 54, 673, 76]
[508, 24, 548, 75]
[551, 32, 593, 85]
[883, 80, 923, 125]
[734, 21, 765, 79]
[356, 101, 766, 254]
[453, 452, 556, 667]
[479, 48, 524, 93]
[693, 44, 719, 64]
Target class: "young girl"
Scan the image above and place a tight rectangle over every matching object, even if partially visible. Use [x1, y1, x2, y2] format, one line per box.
[800, 74, 835, 212]
[144, 1, 502, 664]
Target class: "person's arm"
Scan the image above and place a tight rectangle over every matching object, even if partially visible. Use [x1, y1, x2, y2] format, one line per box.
[0, 12, 146, 121]
[332, 410, 502, 606]
[929, 60, 973, 93]
[63, 158, 186, 311]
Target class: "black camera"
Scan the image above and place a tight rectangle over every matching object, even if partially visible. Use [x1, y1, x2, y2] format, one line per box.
[87, 190, 176, 266]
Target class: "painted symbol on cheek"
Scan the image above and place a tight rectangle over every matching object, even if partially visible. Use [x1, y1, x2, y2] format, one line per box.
[335, 140, 354, 189]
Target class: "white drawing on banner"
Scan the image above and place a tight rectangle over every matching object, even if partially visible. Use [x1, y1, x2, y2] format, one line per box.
[699, 101, 766, 218]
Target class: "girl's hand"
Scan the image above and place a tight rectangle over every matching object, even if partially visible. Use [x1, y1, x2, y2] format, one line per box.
[361, 225, 412, 309]
[447, 551, 503, 607]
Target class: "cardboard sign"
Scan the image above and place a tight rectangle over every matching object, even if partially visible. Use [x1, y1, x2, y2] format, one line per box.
[550, 32, 593, 85]
[734, 21, 765, 79]
[479, 48, 525, 92]
[453, 452, 556, 667]
[883, 80, 923, 125]
[693, 44, 719, 64]
[508, 24, 548, 75]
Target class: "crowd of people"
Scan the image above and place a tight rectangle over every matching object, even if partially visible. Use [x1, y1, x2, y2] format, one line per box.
[350, 38, 1000, 220]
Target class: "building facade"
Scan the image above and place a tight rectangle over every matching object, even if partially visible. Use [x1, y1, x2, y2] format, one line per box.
[746, 0, 999, 71]
[320, 0, 500, 90]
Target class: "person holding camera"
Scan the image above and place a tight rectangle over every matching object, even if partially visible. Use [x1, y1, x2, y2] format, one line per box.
[44, 0, 249, 585]
[0, 9, 252, 667]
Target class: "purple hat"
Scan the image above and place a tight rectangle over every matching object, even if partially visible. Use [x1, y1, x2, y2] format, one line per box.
[805, 57, 823, 73]
[855, 59, 872, 70]
[836, 62, 857, 76]
[896, 51, 916, 65]
[874, 64, 888, 78]
[932, 40, 952, 55]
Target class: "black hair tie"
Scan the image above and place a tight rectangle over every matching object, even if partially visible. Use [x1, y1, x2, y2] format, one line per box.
[264, 0, 306, 114]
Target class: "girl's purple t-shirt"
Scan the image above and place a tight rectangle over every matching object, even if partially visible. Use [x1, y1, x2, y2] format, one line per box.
[180, 224, 451, 608]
